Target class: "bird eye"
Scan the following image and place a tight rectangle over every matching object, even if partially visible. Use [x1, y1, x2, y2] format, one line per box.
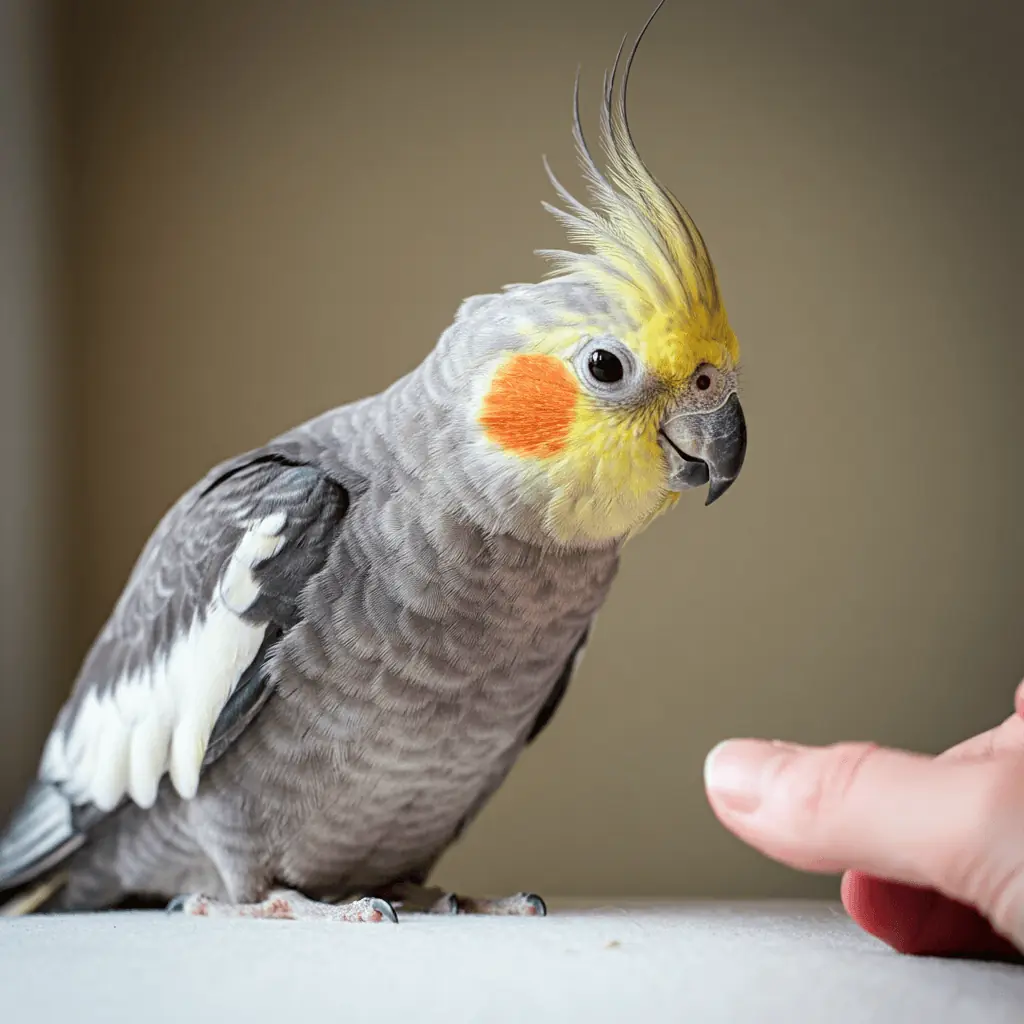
[587, 349, 624, 384]
[695, 373, 712, 391]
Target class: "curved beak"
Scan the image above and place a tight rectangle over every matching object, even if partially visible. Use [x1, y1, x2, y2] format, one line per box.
[659, 392, 747, 506]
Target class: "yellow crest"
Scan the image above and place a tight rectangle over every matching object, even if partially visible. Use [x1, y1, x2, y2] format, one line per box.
[538, 0, 739, 382]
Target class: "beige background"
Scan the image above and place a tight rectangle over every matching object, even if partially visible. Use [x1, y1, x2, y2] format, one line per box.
[2, 0, 1023, 901]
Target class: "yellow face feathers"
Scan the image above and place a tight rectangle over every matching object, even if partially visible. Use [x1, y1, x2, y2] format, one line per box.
[476, 347, 684, 545]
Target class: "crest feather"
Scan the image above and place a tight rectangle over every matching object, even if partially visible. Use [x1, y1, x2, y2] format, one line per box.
[538, 0, 723, 328]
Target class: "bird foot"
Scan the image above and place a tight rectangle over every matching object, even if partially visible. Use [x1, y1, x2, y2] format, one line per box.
[381, 882, 546, 917]
[166, 888, 398, 923]
[453, 892, 547, 916]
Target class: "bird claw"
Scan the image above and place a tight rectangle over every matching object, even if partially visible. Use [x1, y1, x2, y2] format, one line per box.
[429, 892, 461, 916]
[356, 896, 400, 924]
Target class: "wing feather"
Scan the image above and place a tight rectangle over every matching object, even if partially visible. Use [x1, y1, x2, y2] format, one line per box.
[526, 622, 591, 745]
[0, 451, 348, 890]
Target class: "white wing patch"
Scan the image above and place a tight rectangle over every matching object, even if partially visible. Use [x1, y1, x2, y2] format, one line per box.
[41, 513, 288, 813]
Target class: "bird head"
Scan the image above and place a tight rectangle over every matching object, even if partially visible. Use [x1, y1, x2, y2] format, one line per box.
[435, 5, 746, 548]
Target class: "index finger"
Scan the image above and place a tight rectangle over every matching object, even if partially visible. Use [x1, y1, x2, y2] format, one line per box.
[841, 871, 1024, 962]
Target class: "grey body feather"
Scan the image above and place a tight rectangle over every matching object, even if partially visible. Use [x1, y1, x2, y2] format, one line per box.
[0, 281, 620, 910]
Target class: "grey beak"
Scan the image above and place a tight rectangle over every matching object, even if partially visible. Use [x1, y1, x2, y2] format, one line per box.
[660, 392, 747, 506]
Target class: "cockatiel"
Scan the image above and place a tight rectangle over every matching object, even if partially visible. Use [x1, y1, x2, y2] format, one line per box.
[0, 4, 746, 923]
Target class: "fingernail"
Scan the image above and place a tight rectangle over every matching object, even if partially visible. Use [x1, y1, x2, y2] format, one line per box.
[704, 739, 797, 814]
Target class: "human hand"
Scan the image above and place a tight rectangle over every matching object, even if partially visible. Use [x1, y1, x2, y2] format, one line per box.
[703, 682, 1024, 962]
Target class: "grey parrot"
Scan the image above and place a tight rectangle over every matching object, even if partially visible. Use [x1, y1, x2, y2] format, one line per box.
[0, 6, 747, 922]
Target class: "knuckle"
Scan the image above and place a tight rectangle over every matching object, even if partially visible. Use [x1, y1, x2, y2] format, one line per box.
[770, 741, 879, 829]
[960, 758, 1024, 841]
[930, 754, 1024, 900]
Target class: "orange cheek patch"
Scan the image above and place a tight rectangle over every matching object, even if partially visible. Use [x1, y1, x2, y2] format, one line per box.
[479, 353, 579, 457]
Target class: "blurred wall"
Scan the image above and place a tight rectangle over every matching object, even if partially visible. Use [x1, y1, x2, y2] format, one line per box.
[12, 0, 1023, 899]
[0, 1, 67, 818]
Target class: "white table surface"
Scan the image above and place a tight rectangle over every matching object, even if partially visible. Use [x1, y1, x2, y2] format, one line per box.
[3, 899, 1023, 1023]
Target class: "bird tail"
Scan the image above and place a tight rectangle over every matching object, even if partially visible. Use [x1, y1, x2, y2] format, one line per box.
[0, 871, 69, 917]
[0, 780, 84, 916]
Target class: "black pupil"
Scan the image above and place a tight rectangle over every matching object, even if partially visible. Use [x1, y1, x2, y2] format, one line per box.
[696, 373, 712, 391]
[588, 349, 624, 384]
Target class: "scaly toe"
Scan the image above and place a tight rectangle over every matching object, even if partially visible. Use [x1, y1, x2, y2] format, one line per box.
[357, 896, 399, 924]
[429, 893, 459, 916]
[165, 895, 188, 914]
[452, 891, 548, 917]
[165, 893, 210, 916]
[519, 892, 547, 917]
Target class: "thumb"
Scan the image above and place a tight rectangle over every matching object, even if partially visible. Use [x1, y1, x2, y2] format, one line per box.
[704, 739, 1024, 953]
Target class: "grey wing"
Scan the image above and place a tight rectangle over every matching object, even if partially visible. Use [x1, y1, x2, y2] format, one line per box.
[0, 452, 349, 890]
[526, 624, 591, 745]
